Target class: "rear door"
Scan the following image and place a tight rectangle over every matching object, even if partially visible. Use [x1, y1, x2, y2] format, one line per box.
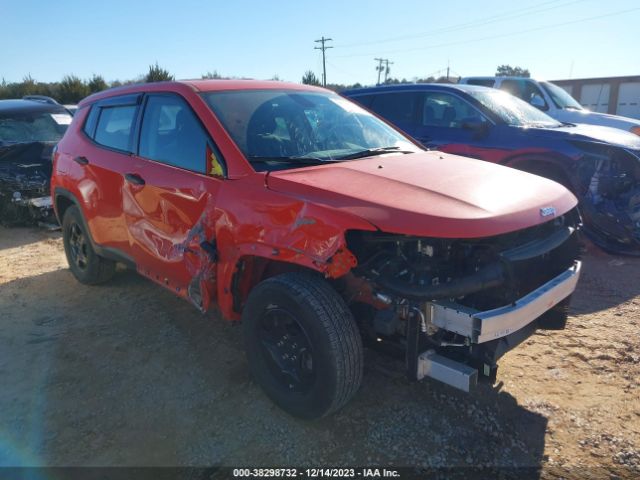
[367, 91, 421, 137]
[77, 94, 142, 255]
[125, 92, 226, 310]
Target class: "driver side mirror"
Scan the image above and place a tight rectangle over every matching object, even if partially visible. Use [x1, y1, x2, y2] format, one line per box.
[530, 94, 548, 110]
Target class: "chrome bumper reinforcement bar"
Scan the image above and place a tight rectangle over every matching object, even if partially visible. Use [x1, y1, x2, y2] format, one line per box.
[428, 260, 581, 344]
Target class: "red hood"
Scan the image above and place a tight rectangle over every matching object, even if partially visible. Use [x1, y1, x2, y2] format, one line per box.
[266, 151, 577, 238]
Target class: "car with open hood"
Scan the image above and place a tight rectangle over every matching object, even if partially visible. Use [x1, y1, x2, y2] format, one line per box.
[52, 80, 581, 418]
[343, 83, 640, 255]
[0, 97, 72, 225]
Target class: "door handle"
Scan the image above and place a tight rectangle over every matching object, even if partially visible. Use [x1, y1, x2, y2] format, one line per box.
[73, 156, 89, 165]
[124, 173, 145, 186]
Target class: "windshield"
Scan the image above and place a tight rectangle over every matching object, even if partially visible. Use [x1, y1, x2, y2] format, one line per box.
[201, 90, 420, 171]
[0, 110, 71, 145]
[467, 89, 562, 128]
[541, 81, 584, 110]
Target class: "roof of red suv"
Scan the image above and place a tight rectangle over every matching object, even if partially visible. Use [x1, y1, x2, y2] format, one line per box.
[79, 80, 327, 107]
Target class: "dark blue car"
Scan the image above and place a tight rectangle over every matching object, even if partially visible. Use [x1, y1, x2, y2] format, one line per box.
[343, 83, 640, 255]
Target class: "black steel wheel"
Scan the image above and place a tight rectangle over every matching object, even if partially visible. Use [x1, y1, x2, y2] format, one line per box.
[243, 272, 363, 419]
[68, 222, 89, 271]
[258, 307, 316, 393]
[62, 205, 115, 284]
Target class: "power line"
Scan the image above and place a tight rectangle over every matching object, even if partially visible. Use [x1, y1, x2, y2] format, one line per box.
[314, 36, 333, 86]
[335, 6, 640, 59]
[334, 0, 584, 49]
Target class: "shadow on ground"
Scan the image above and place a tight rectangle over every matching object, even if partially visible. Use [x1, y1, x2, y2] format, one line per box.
[0, 267, 549, 476]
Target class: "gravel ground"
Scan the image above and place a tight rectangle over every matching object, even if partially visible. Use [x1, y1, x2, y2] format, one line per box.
[0, 226, 638, 479]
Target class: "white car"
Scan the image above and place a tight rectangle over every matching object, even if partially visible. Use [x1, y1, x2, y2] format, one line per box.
[459, 76, 640, 136]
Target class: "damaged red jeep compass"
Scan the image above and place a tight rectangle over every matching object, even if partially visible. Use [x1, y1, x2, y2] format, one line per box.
[52, 80, 582, 418]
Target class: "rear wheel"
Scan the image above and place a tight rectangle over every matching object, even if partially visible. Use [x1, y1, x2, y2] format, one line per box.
[62, 205, 116, 284]
[242, 272, 363, 419]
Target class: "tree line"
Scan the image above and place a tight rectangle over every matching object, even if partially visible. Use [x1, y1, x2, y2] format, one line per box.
[1, 63, 177, 104]
[1, 63, 530, 104]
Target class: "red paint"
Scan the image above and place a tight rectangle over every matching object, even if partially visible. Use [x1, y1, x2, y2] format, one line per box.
[52, 81, 578, 320]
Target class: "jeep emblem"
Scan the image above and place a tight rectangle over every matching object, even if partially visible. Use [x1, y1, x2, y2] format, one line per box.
[540, 207, 556, 217]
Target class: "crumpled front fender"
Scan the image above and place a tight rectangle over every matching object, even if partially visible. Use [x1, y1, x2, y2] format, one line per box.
[214, 178, 376, 318]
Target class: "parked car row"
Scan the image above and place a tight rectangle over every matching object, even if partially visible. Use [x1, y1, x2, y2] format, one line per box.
[343, 83, 640, 255]
[0, 77, 637, 418]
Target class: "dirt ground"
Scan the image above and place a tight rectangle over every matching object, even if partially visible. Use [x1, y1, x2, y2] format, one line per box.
[0, 226, 638, 479]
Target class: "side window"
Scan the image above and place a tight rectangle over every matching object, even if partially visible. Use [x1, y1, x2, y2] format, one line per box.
[369, 92, 419, 125]
[421, 92, 485, 128]
[94, 105, 137, 152]
[139, 95, 216, 174]
[500, 79, 548, 108]
[83, 106, 99, 138]
[349, 94, 374, 109]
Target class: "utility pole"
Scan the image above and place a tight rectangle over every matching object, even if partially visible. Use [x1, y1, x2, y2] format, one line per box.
[375, 58, 384, 85]
[375, 58, 393, 85]
[314, 37, 333, 87]
[384, 59, 393, 83]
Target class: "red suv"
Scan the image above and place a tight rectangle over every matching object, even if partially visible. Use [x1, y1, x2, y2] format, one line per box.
[52, 80, 582, 418]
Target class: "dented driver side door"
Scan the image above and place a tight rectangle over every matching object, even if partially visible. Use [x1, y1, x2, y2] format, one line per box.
[123, 93, 225, 310]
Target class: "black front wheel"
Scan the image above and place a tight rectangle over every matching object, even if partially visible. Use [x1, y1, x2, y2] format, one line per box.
[243, 272, 363, 419]
[62, 205, 116, 285]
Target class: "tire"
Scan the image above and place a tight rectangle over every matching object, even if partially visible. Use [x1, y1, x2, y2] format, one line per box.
[537, 295, 571, 330]
[62, 205, 116, 285]
[242, 272, 363, 419]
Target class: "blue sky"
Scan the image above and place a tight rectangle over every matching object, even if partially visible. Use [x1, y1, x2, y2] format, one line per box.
[1, 0, 638, 85]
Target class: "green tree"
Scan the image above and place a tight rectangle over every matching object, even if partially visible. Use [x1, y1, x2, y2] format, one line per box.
[496, 65, 530, 78]
[58, 75, 90, 103]
[201, 70, 223, 79]
[88, 74, 108, 94]
[20, 74, 38, 96]
[145, 62, 174, 83]
[301, 70, 321, 86]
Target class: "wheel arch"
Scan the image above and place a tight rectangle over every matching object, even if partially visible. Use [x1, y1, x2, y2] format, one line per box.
[504, 154, 575, 192]
[224, 254, 341, 320]
[54, 187, 135, 267]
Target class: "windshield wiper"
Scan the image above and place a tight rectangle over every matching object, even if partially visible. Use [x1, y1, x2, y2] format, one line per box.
[247, 155, 337, 166]
[333, 146, 414, 161]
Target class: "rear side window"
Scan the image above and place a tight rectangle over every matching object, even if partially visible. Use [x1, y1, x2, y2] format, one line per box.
[94, 105, 137, 152]
[83, 106, 99, 138]
[369, 92, 419, 125]
[138, 95, 212, 173]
